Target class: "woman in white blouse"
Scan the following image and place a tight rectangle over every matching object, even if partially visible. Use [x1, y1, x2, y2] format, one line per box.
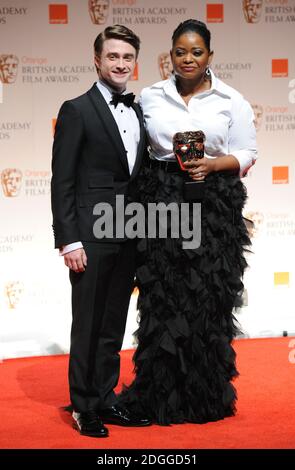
[120, 19, 257, 425]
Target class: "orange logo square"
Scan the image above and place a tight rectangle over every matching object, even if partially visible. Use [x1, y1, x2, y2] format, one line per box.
[274, 272, 289, 286]
[49, 4, 68, 24]
[130, 62, 138, 81]
[272, 59, 288, 77]
[52, 118, 57, 136]
[207, 4, 224, 23]
[272, 166, 289, 184]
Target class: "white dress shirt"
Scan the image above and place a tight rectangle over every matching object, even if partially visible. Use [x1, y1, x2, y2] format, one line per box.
[96, 79, 140, 175]
[60, 79, 140, 255]
[139, 70, 257, 178]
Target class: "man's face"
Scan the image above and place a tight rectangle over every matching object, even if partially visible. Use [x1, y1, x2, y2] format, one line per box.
[1, 170, 22, 197]
[252, 104, 263, 131]
[89, 0, 109, 25]
[243, 0, 263, 23]
[95, 39, 137, 92]
[0, 56, 19, 83]
[158, 53, 173, 80]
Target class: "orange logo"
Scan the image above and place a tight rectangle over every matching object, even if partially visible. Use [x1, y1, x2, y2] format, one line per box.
[272, 59, 288, 78]
[5, 281, 24, 309]
[274, 272, 289, 286]
[49, 4, 68, 24]
[52, 118, 57, 136]
[272, 166, 289, 184]
[0, 54, 19, 84]
[88, 0, 109, 25]
[1, 168, 23, 197]
[130, 62, 138, 81]
[158, 52, 173, 80]
[207, 4, 224, 23]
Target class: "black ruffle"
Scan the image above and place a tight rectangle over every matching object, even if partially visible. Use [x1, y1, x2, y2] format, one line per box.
[119, 167, 251, 425]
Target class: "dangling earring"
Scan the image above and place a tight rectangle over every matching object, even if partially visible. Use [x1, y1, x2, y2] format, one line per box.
[205, 65, 211, 77]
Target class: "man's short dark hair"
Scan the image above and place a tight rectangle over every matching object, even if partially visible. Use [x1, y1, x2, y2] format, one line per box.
[94, 24, 140, 58]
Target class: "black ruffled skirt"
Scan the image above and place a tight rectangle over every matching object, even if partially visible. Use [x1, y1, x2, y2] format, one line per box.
[119, 167, 251, 425]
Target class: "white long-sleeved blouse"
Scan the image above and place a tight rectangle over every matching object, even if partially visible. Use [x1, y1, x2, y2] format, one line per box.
[139, 70, 257, 177]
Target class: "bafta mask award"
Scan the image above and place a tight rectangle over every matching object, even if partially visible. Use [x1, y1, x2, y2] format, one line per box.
[173, 130, 206, 201]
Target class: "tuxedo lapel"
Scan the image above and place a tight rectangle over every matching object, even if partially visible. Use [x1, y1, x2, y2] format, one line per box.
[130, 102, 145, 180]
[87, 84, 130, 176]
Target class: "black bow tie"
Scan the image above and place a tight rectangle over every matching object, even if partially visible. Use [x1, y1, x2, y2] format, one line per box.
[110, 92, 135, 108]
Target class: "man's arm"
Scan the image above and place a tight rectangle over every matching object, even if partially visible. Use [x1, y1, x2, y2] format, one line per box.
[51, 101, 84, 248]
[51, 101, 88, 272]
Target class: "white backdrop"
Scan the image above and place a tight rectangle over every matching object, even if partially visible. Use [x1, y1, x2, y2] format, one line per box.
[1, 0, 295, 359]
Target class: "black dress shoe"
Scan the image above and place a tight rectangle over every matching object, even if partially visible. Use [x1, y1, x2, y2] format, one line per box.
[72, 410, 109, 437]
[99, 405, 151, 427]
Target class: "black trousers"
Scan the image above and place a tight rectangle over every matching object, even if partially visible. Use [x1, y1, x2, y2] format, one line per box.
[69, 240, 136, 413]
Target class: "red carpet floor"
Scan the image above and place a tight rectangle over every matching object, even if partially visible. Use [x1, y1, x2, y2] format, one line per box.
[0, 337, 294, 449]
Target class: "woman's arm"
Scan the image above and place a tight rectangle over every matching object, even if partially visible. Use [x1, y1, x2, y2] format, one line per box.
[184, 154, 240, 181]
[184, 95, 257, 181]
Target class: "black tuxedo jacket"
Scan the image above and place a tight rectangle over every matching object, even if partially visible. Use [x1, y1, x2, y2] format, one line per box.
[51, 83, 145, 248]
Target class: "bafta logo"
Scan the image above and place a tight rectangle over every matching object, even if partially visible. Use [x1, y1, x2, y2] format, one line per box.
[1, 168, 23, 197]
[88, 0, 109, 25]
[252, 104, 263, 131]
[158, 52, 173, 80]
[5, 281, 24, 309]
[173, 130, 205, 170]
[244, 211, 264, 238]
[0, 54, 19, 84]
[242, 0, 263, 23]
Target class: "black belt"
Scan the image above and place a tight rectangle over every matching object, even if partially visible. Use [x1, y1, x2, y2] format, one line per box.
[148, 159, 180, 173]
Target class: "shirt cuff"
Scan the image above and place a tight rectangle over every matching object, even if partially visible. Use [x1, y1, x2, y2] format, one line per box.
[59, 242, 83, 256]
[230, 150, 258, 177]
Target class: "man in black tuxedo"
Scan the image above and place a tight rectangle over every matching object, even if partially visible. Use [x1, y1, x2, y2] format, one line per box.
[51, 25, 150, 437]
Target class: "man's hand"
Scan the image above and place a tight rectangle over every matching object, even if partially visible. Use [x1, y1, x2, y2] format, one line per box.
[64, 248, 87, 272]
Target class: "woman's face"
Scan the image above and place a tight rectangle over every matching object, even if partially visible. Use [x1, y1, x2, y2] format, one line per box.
[171, 32, 213, 81]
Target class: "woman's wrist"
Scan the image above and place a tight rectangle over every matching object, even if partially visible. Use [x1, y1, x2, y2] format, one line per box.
[209, 155, 239, 174]
[208, 158, 217, 173]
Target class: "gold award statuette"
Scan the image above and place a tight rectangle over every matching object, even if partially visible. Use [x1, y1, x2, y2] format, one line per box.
[173, 130, 206, 201]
